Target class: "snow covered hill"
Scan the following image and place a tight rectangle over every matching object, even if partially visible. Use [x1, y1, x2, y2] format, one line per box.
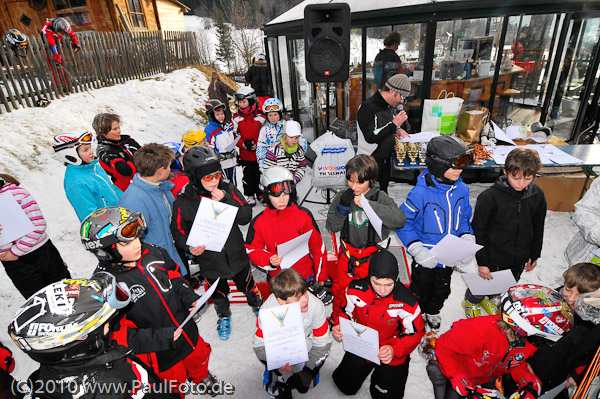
[0, 67, 579, 398]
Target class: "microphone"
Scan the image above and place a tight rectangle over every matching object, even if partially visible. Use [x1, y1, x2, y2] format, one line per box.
[395, 103, 411, 132]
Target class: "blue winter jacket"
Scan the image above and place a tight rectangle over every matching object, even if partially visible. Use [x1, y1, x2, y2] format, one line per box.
[397, 169, 473, 268]
[64, 159, 123, 222]
[118, 174, 187, 275]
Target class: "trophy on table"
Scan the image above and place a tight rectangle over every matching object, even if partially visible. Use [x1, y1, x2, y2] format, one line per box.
[394, 138, 407, 164]
[418, 142, 428, 165]
[407, 143, 419, 165]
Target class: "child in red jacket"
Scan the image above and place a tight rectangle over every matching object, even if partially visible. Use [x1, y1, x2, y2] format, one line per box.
[232, 86, 265, 205]
[332, 249, 425, 398]
[246, 166, 331, 304]
[432, 284, 573, 399]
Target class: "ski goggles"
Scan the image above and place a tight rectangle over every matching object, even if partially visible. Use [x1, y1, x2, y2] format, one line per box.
[234, 93, 250, 101]
[264, 104, 282, 112]
[94, 271, 131, 310]
[450, 149, 476, 168]
[53, 132, 94, 152]
[115, 212, 146, 242]
[201, 172, 223, 182]
[267, 181, 294, 197]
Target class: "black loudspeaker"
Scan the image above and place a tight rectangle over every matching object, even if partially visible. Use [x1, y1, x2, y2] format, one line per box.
[304, 3, 350, 83]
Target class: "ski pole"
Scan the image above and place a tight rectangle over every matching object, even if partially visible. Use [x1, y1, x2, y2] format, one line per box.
[58, 64, 96, 99]
[573, 343, 600, 399]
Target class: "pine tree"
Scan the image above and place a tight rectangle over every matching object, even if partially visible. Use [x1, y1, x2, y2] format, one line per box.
[215, 12, 234, 73]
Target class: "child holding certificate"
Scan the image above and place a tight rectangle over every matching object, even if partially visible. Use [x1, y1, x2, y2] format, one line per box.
[332, 249, 425, 399]
[171, 146, 263, 340]
[246, 166, 331, 304]
[80, 206, 221, 397]
[254, 268, 332, 399]
[326, 154, 406, 324]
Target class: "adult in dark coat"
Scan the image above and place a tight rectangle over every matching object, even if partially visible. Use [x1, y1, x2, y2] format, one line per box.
[208, 72, 236, 120]
[373, 31, 414, 89]
[244, 54, 272, 106]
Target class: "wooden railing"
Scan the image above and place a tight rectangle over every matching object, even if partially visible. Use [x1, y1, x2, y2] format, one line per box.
[0, 30, 201, 113]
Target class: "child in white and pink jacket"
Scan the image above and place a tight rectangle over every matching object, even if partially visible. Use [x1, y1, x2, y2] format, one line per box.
[0, 174, 70, 298]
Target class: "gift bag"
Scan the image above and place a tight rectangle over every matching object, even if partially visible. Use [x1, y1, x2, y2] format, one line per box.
[310, 131, 355, 189]
[456, 107, 489, 146]
[421, 90, 464, 135]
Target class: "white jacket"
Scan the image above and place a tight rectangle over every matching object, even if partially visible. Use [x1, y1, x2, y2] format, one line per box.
[565, 178, 600, 265]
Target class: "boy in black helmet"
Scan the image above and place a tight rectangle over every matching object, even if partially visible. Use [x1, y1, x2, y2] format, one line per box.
[331, 249, 425, 399]
[396, 135, 477, 332]
[171, 145, 263, 341]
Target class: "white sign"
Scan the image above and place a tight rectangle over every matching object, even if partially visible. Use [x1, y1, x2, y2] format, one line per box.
[429, 234, 482, 267]
[277, 231, 312, 270]
[186, 198, 238, 252]
[259, 302, 309, 371]
[339, 318, 380, 365]
[0, 193, 35, 246]
[461, 270, 517, 296]
[175, 277, 220, 334]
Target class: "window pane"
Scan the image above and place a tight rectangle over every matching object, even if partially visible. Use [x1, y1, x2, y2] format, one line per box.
[53, 0, 70, 11]
[137, 14, 145, 28]
[70, 0, 87, 9]
[131, 14, 139, 28]
[133, 0, 143, 13]
[289, 39, 316, 141]
[128, 0, 136, 12]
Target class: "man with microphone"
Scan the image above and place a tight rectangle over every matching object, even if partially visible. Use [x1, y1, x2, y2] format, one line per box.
[356, 74, 411, 193]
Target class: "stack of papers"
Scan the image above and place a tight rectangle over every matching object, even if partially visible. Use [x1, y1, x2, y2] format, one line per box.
[484, 144, 583, 165]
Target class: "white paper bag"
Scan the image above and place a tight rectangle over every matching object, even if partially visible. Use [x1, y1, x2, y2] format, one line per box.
[310, 131, 355, 189]
[421, 90, 464, 135]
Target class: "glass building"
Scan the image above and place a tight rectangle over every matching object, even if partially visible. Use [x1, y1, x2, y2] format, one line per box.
[263, 0, 600, 144]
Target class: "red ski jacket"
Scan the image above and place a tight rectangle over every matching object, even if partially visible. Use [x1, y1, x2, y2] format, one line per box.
[41, 20, 80, 48]
[340, 278, 425, 366]
[232, 110, 265, 161]
[437, 315, 541, 395]
[245, 203, 328, 282]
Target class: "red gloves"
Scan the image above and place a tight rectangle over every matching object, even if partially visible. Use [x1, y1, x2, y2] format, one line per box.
[52, 53, 62, 65]
[0, 343, 14, 374]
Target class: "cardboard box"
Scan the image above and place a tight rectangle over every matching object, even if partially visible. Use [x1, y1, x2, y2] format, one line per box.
[534, 172, 592, 212]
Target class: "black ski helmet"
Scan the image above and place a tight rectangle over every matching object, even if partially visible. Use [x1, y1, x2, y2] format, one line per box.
[182, 145, 221, 191]
[6, 29, 28, 58]
[80, 207, 146, 263]
[8, 273, 130, 364]
[260, 166, 296, 209]
[425, 136, 470, 182]
[206, 99, 227, 123]
[368, 249, 400, 296]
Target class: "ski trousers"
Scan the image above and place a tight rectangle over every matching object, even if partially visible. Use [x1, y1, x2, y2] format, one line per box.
[204, 264, 263, 317]
[409, 263, 453, 315]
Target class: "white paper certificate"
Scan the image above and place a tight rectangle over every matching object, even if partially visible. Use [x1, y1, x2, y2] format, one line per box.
[461, 270, 517, 296]
[429, 234, 482, 267]
[185, 198, 238, 252]
[277, 231, 312, 269]
[175, 277, 220, 333]
[259, 302, 309, 371]
[0, 194, 35, 246]
[339, 318, 380, 365]
[360, 194, 383, 239]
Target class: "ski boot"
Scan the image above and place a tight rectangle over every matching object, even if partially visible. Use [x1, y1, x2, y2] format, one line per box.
[480, 296, 500, 315]
[264, 368, 292, 399]
[425, 313, 441, 332]
[202, 371, 226, 397]
[462, 299, 483, 318]
[307, 281, 333, 305]
[217, 315, 231, 340]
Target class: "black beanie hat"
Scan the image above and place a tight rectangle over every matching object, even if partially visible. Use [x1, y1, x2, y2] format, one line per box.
[368, 250, 399, 282]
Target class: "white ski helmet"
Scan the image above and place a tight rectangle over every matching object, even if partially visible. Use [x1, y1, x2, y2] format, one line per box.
[261, 166, 295, 208]
[234, 86, 257, 106]
[52, 132, 95, 165]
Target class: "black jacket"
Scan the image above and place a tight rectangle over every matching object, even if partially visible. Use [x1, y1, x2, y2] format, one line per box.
[96, 243, 200, 373]
[30, 344, 172, 398]
[96, 135, 141, 191]
[472, 175, 546, 268]
[171, 180, 252, 279]
[244, 61, 272, 97]
[529, 312, 600, 391]
[356, 90, 397, 160]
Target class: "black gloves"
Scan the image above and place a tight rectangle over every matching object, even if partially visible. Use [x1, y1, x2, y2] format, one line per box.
[339, 188, 355, 207]
[243, 139, 255, 151]
[72, 42, 81, 53]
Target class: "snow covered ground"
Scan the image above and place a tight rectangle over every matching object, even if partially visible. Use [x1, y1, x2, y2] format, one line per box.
[0, 66, 579, 398]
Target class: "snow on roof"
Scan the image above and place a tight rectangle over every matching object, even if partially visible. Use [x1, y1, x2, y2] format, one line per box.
[266, 0, 442, 26]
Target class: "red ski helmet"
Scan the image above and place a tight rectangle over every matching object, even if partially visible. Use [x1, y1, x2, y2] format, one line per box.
[501, 284, 573, 342]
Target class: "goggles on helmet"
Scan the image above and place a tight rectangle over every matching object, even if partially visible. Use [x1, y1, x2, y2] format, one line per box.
[114, 212, 146, 242]
[264, 103, 282, 112]
[94, 272, 131, 310]
[234, 93, 249, 101]
[450, 149, 475, 168]
[202, 172, 223, 182]
[267, 181, 294, 197]
[53, 132, 94, 152]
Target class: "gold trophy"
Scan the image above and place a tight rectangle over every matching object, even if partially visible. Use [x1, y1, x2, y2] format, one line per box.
[394, 138, 407, 164]
[407, 142, 419, 165]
